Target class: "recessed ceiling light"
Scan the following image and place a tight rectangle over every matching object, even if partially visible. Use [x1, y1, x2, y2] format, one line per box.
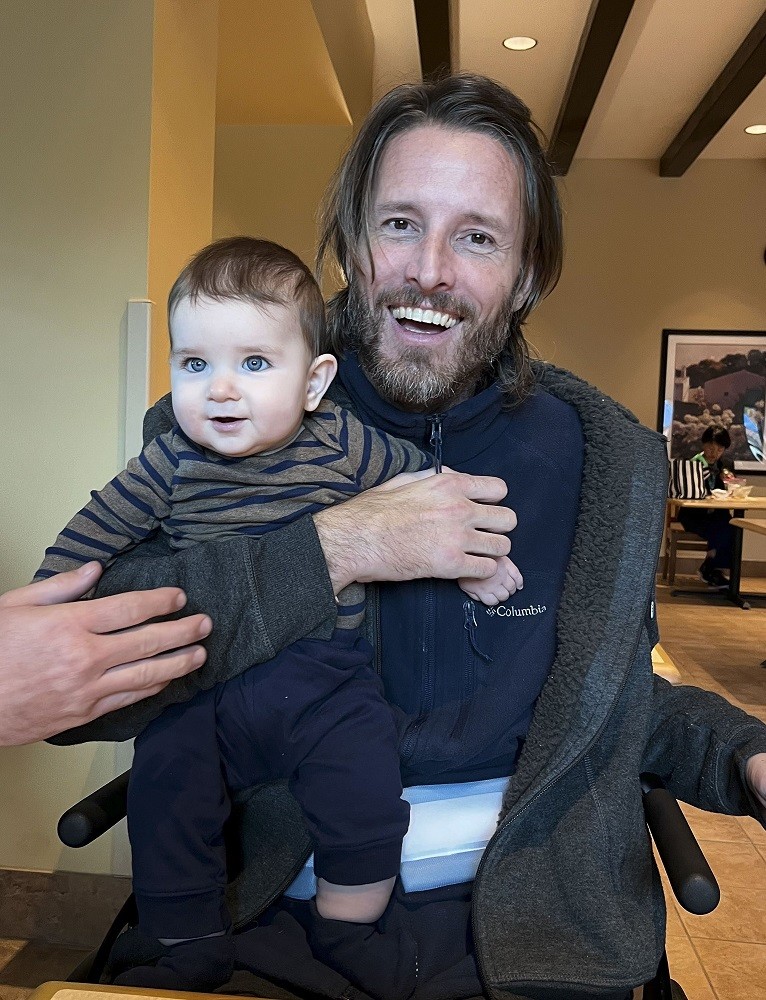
[744, 124, 766, 135]
[503, 36, 537, 51]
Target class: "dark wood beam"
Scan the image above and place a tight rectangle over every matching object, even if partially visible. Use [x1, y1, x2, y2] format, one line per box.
[548, 0, 637, 175]
[414, 0, 451, 79]
[660, 10, 766, 177]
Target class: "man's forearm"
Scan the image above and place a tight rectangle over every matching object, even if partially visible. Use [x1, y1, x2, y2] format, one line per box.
[645, 676, 766, 817]
[50, 518, 339, 744]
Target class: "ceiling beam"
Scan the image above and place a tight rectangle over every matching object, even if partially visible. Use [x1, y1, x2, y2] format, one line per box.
[414, 0, 451, 79]
[548, 0, 637, 175]
[660, 10, 766, 177]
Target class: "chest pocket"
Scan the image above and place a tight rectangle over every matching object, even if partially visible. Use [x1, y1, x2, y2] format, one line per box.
[461, 569, 559, 670]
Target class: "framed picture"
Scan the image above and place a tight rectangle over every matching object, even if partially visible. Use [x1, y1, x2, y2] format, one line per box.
[657, 329, 766, 474]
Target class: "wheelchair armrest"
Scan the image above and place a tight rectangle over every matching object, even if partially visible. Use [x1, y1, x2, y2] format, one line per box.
[641, 773, 720, 915]
[57, 769, 130, 848]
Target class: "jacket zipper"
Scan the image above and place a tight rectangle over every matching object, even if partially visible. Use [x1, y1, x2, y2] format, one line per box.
[402, 417, 444, 761]
[470, 617, 643, 995]
[426, 414, 443, 473]
[463, 599, 493, 663]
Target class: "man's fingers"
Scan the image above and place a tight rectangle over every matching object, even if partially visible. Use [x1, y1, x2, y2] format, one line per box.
[83, 587, 194, 635]
[465, 527, 512, 559]
[86, 682, 175, 721]
[98, 614, 213, 669]
[372, 468, 437, 493]
[457, 474, 509, 504]
[101, 643, 208, 691]
[456, 555, 503, 581]
[0, 562, 102, 609]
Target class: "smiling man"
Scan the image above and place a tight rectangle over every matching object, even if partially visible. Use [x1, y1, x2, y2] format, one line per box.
[54, 75, 766, 1000]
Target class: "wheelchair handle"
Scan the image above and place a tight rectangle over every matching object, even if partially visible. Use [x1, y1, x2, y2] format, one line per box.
[57, 769, 130, 848]
[641, 773, 720, 915]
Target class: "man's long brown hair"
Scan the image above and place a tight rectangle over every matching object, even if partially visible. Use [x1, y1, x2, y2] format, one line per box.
[317, 74, 563, 405]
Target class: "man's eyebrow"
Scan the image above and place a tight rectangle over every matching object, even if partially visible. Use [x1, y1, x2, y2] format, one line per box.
[462, 210, 517, 234]
[373, 201, 421, 217]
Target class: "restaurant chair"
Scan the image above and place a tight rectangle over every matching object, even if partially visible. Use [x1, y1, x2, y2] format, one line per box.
[661, 501, 708, 584]
[57, 770, 719, 999]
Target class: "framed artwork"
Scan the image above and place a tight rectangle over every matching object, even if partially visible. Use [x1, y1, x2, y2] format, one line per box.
[657, 329, 766, 474]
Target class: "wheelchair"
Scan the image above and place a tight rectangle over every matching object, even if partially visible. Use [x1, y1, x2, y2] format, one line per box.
[57, 770, 719, 1000]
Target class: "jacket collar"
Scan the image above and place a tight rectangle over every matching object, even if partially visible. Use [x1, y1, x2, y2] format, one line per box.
[334, 352, 506, 461]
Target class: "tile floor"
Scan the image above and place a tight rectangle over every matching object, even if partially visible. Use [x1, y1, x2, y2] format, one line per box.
[645, 574, 766, 1000]
[1, 573, 765, 1000]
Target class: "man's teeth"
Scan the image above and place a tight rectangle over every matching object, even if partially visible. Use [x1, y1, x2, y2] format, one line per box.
[390, 306, 458, 329]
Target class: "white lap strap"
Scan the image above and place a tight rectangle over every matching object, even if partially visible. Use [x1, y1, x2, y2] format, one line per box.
[283, 776, 509, 899]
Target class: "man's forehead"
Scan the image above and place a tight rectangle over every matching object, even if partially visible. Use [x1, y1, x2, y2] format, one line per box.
[370, 125, 522, 228]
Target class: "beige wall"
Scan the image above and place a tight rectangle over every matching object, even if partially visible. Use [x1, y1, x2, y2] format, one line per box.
[147, 0, 219, 404]
[527, 158, 766, 559]
[212, 124, 351, 269]
[528, 159, 766, 427]
[0, 0, 155, 873]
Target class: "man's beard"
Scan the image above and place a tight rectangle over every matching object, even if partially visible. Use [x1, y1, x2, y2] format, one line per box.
[348, 281, 514, 412]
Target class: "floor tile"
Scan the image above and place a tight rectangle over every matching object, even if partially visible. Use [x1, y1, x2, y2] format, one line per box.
[664, 934, 716, 999]
[736, 813, 766, 847]
[693, 938, 766, 999]
[692, 838, 766, 890]
[680, 804, 750, 843]
[0, 941, 88, 1000]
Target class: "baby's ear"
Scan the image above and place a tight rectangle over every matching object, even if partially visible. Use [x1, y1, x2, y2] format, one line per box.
[305, 354, 338, 411]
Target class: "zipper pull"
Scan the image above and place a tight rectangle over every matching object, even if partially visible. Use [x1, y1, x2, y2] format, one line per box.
[426, 415, 443, 473]
[463, 599, 493, 663]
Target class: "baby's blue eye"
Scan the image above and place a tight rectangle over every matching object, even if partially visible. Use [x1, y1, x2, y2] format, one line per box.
[244, 356, 268, 372]
[186, 358, 206, 373]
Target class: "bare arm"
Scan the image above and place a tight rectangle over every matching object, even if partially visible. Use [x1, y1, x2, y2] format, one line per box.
[314, 468, 516, 595]
[0, 563, 211, 746]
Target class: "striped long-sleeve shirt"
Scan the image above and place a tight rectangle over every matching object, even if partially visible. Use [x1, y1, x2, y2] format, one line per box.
[36, 399, 430, 629]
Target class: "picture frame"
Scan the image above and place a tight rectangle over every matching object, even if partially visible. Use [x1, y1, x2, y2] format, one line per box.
[657, 329, 766, 474]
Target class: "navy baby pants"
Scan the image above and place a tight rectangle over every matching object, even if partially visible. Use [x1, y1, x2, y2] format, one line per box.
[127, 631, 409, 940]
[678, 507, 734, 569]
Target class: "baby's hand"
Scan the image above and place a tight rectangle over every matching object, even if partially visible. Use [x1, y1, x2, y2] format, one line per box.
[459, 555, 523, 607]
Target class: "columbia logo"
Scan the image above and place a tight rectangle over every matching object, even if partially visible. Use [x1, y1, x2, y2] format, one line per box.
[486, 603, 547, 617]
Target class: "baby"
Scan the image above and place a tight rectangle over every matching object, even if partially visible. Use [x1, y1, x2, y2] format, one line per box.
[37, 237, 522, 995]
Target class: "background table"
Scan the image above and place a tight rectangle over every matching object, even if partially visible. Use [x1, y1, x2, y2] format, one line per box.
[667, 496, 766, 608]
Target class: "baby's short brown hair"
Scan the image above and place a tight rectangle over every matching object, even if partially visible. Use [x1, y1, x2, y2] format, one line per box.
[168, 237, 328, 357]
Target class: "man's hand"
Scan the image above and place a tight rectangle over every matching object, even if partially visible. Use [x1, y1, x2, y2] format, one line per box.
[746, 753, 766, 823]
[0, 562, 212, 746]
[314, 469, 516, 594]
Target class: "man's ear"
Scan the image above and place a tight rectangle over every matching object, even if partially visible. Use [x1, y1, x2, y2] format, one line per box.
[512, 266, 534, 313]
[304, 354, 338, 411]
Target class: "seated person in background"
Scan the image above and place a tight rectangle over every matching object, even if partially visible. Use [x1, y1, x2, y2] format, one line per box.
[36, 236, 522, 996]
[678, 425, 735, 587]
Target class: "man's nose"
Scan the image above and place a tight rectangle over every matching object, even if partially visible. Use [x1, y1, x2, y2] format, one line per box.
[405, 232, 455, 294]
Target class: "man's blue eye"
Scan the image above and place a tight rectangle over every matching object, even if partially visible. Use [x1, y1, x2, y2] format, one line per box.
[186, 358, 206, 372]
[244, 356, 268, 372]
